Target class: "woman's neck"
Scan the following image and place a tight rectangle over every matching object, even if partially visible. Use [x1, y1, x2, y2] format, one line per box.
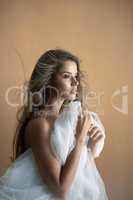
[44, 97, 65, 117]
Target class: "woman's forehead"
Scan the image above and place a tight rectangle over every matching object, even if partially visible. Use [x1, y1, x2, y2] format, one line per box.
[59, 60, 78, 74]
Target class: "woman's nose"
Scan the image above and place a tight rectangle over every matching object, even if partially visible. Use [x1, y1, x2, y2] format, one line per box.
[71, 77, 79, 86]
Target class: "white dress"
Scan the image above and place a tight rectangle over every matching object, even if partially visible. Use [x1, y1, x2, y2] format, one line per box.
[0, 101, 108, 200]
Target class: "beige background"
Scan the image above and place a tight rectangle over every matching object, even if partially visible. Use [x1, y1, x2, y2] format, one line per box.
[0, 0, 132, 199]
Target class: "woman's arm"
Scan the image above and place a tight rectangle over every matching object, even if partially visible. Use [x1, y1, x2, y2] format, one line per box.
[26, 115, 89, 200]
[59, 141, 83, 199]
[87, 113, 106, 158]
[88, 127, 105, 158]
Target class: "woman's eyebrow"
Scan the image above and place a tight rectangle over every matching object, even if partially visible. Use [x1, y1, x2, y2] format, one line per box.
[61, 71, 78, 75]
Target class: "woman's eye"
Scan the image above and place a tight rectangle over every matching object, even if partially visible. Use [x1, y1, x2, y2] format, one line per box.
[63, 74, 78, 80]
[63, 74, 70, 78]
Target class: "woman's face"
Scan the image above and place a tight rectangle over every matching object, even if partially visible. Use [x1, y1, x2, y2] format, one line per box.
[52, 60, 79, 101]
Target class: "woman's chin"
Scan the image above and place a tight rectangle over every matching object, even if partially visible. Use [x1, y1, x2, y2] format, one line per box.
[67, 93, 77, 100]
[61, 92, 77, 101]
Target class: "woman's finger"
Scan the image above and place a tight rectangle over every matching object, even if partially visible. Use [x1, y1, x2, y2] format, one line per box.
[89, 127, 100, 137]
[92, 134, 103, 144]
[91, 130, 102, 141]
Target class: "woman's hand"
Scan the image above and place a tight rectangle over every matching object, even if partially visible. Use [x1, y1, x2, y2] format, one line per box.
[75, 113, 92, 145]
[88, 126, 105, 158]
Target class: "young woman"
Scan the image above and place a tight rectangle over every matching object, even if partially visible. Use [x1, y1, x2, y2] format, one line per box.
[0, 49, 108, 199]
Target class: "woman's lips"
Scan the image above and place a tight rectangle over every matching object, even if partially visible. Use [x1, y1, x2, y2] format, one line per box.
[71, 89, 77, 94]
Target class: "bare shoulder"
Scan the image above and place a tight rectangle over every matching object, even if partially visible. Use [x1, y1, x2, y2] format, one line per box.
[25, 116, 52, 149]
[26, 117, 50, 135]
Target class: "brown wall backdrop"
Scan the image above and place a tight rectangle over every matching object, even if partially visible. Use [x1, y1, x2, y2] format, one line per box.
[0, 0, 132, 199]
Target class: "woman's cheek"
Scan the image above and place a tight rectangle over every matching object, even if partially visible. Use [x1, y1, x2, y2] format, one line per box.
[54, 78, 71, 96]
[60, 86, 72, 98]
[60, 80, 71, 91]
